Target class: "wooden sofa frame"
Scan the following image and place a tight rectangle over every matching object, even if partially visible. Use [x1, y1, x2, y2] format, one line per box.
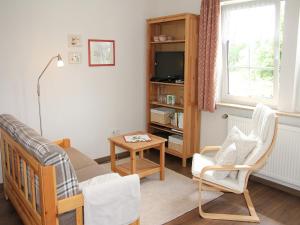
[0, 128, 139, 225]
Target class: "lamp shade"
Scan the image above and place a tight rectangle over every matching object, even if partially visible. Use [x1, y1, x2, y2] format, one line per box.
[57, 54, 64, 67]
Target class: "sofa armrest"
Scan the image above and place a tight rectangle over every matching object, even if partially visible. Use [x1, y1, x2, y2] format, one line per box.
[53, 138, 71, 149]
[57, 194, 83, 214]
[57, 194, 84, 225]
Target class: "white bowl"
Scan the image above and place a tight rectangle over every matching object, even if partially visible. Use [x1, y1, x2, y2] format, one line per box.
[159, 35, 167, 42]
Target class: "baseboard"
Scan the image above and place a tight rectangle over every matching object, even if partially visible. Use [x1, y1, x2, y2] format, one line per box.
[250, 175, 300, 198]
[95, 151, 130, 164]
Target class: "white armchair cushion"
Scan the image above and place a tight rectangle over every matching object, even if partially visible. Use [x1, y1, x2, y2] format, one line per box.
[213, 143, 237, 179]
[192, 153, 244, 193]
[215, 126, 257, 179]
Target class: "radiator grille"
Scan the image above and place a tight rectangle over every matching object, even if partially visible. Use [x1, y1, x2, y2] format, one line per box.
[228, 115, 300, 190]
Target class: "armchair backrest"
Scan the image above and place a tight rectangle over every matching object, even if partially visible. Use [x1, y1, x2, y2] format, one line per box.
[237, 104, 278, 190]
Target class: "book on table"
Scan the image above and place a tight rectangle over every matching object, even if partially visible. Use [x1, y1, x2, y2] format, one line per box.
[124, 134, 152, 143]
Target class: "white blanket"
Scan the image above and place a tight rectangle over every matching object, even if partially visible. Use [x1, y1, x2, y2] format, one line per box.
[79, 173, 140, 225]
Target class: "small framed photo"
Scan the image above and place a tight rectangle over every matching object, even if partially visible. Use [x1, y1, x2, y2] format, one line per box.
[88, 39, 115, 66]
[68, 34, 81, 47]
[68, 52, 82, 64]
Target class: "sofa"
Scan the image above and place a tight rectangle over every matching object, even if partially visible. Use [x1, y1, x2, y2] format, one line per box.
[0, 114, 140, 225]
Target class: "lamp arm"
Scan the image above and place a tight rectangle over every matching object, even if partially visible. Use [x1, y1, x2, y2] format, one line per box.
[36, 54, 59, 136]
[37, 55, 58, 96]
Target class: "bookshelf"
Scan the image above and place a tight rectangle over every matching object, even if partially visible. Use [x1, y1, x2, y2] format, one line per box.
[146, 13, 200, 167]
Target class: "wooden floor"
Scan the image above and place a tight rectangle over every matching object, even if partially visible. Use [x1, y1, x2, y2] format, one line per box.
[1, 150, 300, 225]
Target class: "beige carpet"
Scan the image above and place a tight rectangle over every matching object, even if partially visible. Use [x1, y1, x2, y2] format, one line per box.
[101, 159, 223, 225]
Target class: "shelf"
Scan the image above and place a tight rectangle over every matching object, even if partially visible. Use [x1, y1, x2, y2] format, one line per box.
[150, 40, 185, 44]
[150, 81, 184, 87]
[151, 101, 184, 110]
[115, 158, 160, 178]
[151, 122, 183, 131]
[150, 123, 183, 135]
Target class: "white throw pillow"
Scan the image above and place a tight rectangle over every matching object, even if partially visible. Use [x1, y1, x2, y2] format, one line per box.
[213, 143, 237, 179]
[215, 126, 257, 179]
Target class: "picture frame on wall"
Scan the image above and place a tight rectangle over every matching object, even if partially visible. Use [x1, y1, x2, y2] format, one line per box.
[88, 39, 115, 66]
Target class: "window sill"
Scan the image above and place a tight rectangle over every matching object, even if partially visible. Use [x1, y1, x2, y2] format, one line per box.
[216, 102, 300, 118]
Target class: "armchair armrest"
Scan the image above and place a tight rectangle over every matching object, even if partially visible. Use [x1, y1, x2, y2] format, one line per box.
[199, 164, 252, 180]
[53, 138, 71, 149]
[200, 146, 221, 154]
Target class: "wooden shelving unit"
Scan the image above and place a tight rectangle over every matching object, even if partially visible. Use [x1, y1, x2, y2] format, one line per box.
[146, 13, 200, 167]
[150, 40, 185, 44]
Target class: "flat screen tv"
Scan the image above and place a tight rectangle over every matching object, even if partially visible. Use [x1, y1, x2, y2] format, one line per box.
[153, 51, 184, 82]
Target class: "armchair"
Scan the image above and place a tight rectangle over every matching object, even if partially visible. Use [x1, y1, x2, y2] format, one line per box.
[192, 104, 278, 222]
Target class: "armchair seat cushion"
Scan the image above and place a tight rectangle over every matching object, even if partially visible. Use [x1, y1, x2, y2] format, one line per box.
[192, 153, 243, 193]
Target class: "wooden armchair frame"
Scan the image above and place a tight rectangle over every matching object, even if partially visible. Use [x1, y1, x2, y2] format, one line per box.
[0, 128, 139, 225]
[193, 117, 278, 223]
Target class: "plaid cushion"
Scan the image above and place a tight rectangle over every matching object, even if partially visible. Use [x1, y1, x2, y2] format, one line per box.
[0, 114, 23, 137]
[0, 114, 79, 200]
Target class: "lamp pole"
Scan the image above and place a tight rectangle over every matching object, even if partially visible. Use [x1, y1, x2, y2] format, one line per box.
[37, 54, 64, 136]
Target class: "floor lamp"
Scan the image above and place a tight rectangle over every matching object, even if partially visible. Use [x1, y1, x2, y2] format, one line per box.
[37, 54, 64, 136]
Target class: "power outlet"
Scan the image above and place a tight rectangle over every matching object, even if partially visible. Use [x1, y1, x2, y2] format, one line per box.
[112, 129, 121, 136]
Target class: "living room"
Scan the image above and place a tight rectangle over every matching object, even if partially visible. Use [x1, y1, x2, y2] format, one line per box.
[0, 0, 300, 225]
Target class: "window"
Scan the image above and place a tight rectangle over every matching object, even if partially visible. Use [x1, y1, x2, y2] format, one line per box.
[221, 0, 285, 105]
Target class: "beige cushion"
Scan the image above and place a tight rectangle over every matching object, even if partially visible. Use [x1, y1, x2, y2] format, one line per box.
[76, 164, 108, 183]
[213, 143, 237, 179]
[66, 147, 97, 170]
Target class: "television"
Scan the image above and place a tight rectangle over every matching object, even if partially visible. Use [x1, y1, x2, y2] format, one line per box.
[153, 51, 184, 82]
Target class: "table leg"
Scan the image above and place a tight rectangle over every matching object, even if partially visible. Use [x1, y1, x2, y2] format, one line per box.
[130, 151, 136, 174]
[139, 150, 144, 159]
[160, 143, 165, 180]
[110, 141, 116, 172]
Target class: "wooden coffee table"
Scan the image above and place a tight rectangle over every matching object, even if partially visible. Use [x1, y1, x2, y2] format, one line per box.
[108, 131, 167, 180]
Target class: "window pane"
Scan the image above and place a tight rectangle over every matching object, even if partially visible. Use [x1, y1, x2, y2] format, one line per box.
[251, 40, 274, 68]
[228, 67, 251, 97]
[228, 42, 249, 68]
[222, 0, 283, 102]
[249, 69, 274, 98]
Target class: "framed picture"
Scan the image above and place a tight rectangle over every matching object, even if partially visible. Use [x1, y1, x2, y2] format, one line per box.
[88, 39, 115, 66]
[68, 52, 82, 64]
[68, 34, 81, 47]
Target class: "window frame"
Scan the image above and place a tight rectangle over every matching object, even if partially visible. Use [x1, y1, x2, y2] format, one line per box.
[220, 0, 282, 107]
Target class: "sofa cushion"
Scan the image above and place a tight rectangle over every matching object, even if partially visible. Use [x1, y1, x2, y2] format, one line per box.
[0, 114, 25, 137]
[76, 164, 109, 183]
[66, 147, 97, 170]
[0, 114, 80, 200]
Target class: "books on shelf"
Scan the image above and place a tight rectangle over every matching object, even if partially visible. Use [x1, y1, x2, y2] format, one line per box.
[124, 134, 151, 143]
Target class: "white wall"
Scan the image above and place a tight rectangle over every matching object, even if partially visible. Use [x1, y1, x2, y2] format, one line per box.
[0, 0, 153, 184]
[150, 0, 200, 17]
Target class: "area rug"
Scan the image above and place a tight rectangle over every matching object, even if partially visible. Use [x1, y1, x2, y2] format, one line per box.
[100, 159, 223, 225]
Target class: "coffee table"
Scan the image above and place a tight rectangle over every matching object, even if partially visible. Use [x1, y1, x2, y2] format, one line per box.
[109, 131, 167, 180]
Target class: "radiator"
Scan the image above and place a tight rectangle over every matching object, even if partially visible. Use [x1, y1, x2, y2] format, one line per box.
[228, 115, 300, 190]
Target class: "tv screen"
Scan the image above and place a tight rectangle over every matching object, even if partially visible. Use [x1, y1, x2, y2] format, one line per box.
[154, 51, 184, 80]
